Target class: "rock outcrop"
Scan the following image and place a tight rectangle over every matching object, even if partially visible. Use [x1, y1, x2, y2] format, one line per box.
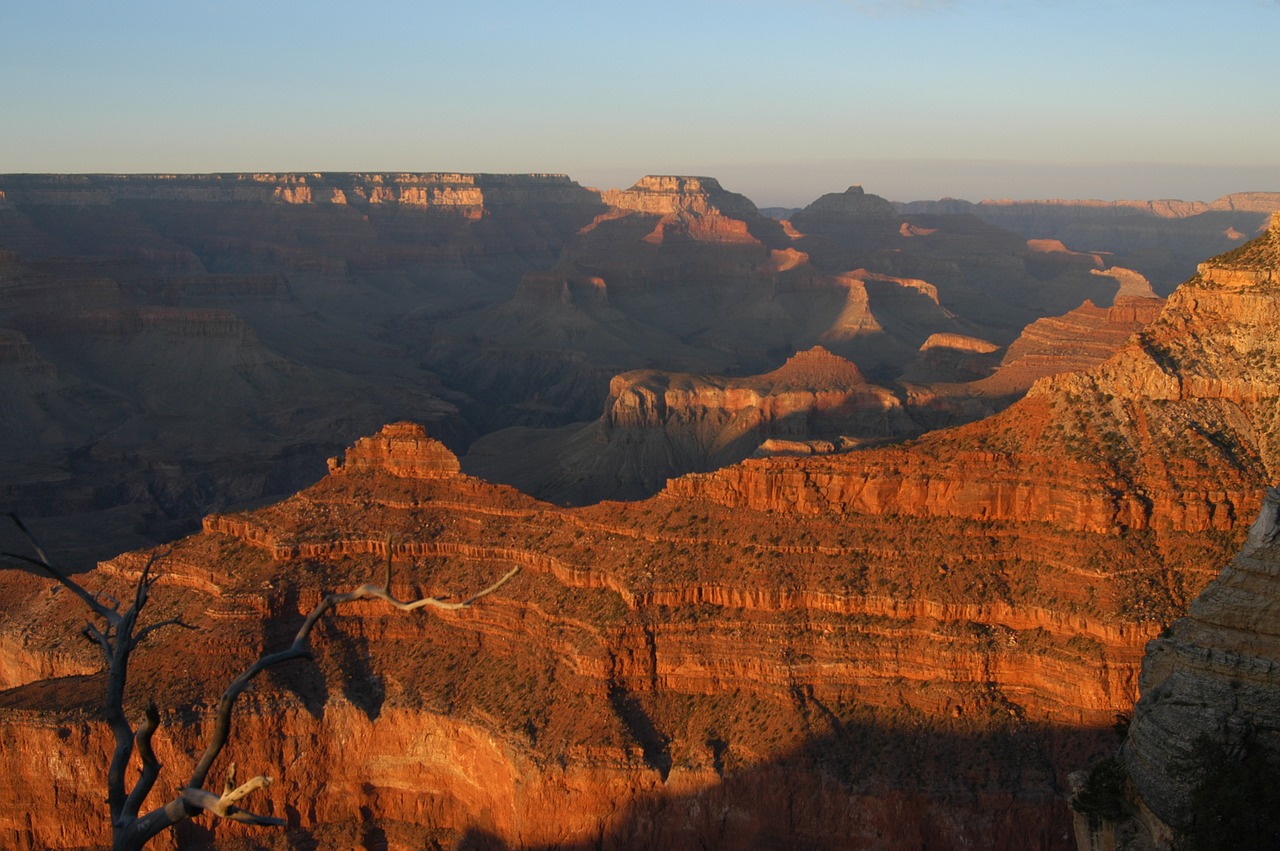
[1069, 485, 1280, 849]
[967, 295, 1165, 398]
[789, 184, 898, 224]
[0, 423, 1139, 850]
[463, 347, 921, 504]
[1068, 220, 1280, 848]
[328, 422, 463, 478]
[1111, 485, 1280, 845]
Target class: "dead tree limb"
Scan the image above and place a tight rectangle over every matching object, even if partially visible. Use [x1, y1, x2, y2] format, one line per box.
[2, 515, 519, 851]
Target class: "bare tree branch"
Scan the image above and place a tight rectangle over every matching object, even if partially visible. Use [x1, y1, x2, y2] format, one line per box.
[4, 514, 124, 622]
[186, 561, 521, 790]
[0, 548, 118, 625]
[84, 623, 113, 664]
[121, 703, 161, 822]
[179, 781, 284, 826]
[134, 618, 197, 643]
[6, 515, 521, 850]
[220, 764, 272, 807]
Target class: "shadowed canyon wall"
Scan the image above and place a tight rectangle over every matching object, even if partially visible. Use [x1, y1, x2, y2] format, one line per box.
[2, 172, 1186, 562]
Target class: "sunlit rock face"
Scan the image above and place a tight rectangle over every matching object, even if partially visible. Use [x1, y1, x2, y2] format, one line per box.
[962, 295, 1165, 398]
[0, 424, 1121, 850]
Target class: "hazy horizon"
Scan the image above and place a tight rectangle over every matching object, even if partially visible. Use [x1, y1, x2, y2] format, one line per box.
[3, 1, 1278, 208]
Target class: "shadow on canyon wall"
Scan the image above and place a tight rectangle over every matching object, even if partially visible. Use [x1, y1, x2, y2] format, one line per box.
[177, 717, 1114, 851]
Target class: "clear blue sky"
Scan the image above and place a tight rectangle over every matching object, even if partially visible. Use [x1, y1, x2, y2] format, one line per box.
[2, 0, 1278, 206]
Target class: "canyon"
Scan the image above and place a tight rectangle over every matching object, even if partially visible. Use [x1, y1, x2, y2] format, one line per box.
[3, 172, 1236, 563]
[1, 175, 1279, 849]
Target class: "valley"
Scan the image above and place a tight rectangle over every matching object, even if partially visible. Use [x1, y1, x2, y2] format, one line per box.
[1, 173, 1278, 849]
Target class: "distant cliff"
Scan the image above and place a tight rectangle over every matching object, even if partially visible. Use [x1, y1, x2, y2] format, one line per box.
[0, 172, 599, 217]
[895, 194, 1280, 293]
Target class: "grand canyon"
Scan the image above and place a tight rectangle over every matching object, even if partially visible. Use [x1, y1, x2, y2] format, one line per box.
[2, 172, 1280, 850]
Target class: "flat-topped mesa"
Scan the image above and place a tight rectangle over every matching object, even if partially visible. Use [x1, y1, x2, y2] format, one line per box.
[600, 348, 903, 437]
[602, 175, 760, 218]
[980, 197, 1217, 219]
[326, 422, 461, 478]
[597, 175, 780, 247]
[0, 172, 600, 217]
[1208, 192, 1280, 214]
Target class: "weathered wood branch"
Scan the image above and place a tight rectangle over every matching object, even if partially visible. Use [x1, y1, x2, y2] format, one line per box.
[121, 703, 162, 822]
[179, 781, 284, 826]
[1, 547, 118, 625]
[84, 622, 113, 664]
[220, 763, 269, 807]
[185, 561, 519, 790]
[134, 618, 197, 643]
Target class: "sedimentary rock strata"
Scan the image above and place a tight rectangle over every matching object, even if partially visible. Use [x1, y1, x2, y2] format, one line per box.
[0, 422, 1152, 849]
[969, 295, 1165, 397]
[3, 190, 1280, 850]
[1115, 487, 1280, 844]
[463, 347, 920, 504]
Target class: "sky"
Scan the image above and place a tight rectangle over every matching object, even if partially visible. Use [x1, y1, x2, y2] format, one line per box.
[2, 0, 1279, 207]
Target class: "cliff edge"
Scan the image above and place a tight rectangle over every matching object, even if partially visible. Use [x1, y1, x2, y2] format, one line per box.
[1072, 484, 1280, 850]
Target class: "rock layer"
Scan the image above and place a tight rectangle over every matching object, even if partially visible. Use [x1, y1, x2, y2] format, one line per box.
[969, 295, 1165, 397]
[4, 193, 1280, 851]
[0, 422, 1159, 850]
[1121, 488, 1280, 836]
[463, 347, 920, 504]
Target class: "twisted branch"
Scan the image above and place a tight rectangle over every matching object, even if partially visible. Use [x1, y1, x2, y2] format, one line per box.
[4, 513, 520, 850]
[179, 769, 283, 827]
[187, 560, 520, 788]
